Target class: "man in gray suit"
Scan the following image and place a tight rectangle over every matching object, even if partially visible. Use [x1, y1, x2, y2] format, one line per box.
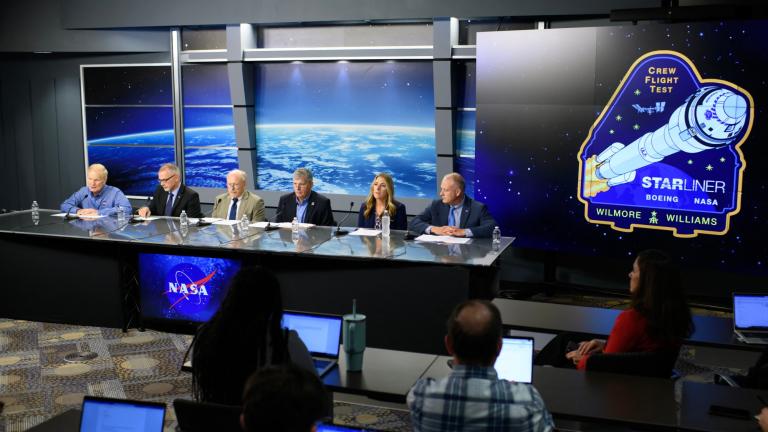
[211, 169, 266, 222]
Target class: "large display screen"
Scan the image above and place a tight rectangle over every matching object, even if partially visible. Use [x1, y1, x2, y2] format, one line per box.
[139, 252, 241, 324]
[475, 20, 767, 282]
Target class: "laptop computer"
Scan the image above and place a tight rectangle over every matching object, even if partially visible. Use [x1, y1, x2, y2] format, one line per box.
[282, 311, 343, 377]
[79, 396, 165, 432]
[494, 336, 535, 383]
[733, 293, 768, 344]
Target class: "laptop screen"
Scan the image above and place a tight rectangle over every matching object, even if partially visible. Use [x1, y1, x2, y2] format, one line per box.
[734, 294, 768, 330]
[80, 396, 165, 432]
[282, 312, 343, 358]
[494, 337, 534, 383]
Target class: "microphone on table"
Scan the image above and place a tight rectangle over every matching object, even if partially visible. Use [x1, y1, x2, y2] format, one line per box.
[196, 197, 222, 226]
[264, 208, 283, 232]
[334, 201, 355, 237]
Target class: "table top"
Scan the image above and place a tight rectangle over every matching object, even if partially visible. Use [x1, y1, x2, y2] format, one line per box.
[493, 298, 757, 351]
[0, 210, 513, 267]
[680, 381, 768, 432]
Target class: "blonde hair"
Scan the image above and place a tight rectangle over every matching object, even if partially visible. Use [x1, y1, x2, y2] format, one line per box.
[363, 173, 397, 219]
[88, 163, 108, 180]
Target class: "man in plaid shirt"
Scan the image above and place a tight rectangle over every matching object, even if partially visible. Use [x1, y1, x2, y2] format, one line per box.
[407, 300, 554, 432]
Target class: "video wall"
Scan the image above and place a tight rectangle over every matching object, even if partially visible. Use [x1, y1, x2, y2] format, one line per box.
[253, 61, 436, 198]
[476, 20, 766, 278]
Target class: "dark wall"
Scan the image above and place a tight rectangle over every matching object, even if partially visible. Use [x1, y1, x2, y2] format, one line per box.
[0, 53, 168, 211]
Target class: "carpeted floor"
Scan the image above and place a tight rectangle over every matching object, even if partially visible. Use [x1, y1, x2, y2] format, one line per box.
[0, 319, 412, 432]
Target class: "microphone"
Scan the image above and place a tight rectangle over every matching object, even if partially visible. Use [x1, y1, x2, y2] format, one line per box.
[197, 197, 222, 226]
[264, 208, 283, 232]
[334, 201, 355, 237]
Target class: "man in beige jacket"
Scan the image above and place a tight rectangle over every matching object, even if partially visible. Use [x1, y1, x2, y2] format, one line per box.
[211, 169, 266, 222]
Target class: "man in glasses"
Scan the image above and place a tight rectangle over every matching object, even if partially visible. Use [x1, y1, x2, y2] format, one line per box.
[137, 163, 203, 218]
[211, 169, 266, 222]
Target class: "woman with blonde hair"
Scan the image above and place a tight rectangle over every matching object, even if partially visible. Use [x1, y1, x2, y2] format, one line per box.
[357, 173, 407, 230]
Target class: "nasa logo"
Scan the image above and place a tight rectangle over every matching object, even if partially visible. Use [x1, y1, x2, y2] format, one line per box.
[164, 263, 217, 311]
[577, 50, 753, 238]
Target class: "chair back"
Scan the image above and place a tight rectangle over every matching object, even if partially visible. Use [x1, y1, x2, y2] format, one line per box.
[173, 398, 241, 432]
[585, 348, 680, 378]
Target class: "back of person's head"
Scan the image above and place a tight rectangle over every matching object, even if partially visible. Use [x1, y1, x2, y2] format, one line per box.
[192, 266, 287, 403]
[241, 365, 328, 432]
[446, 300, 502, 366]
[631, 249, 694, 341]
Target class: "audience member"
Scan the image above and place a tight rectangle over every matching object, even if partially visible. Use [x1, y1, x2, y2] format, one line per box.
[191, 266, 314, 405]
[535, 249, 694, 369]
[138, 163, 203, 218]
[60, 163, 132, 217]
[408, 172, 496, 238]
[276, 168, 335, 226]
[357, 173, 407, 230]
[407, 300, 554, 432]
[211, 169, 266, 222]
[240, 365, 329, 432]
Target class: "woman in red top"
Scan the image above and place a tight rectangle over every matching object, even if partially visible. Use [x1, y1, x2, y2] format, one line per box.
[536, 250, 694, 370]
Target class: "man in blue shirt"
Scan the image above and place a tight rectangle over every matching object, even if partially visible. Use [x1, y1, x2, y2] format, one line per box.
[276, 168, 335, 226]
[407, 300, 554, 432]
[409, 172, 497, 238]
[60, 163, 132, 217]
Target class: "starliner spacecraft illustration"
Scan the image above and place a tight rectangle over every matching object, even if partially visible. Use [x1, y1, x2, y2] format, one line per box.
[584, 86, 748, 196]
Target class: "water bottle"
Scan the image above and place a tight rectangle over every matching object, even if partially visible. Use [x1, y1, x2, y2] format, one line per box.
[180, 210, 189, 230]
[240, 214, 250, 231]
[291, 216, 299, 233]
[492, 226, 501, 250]
[31, 200, 39, 212]
[381, 210, 390, 237]
[117, 206, 125, 223]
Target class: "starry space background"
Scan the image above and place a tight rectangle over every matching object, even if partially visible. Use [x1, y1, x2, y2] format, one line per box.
[475, 20, 767, 286]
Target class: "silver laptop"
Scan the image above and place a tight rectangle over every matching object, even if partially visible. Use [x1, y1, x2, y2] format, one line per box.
[80, 396, 165, 432]
[733, 293, 768, 345]
[495, 336, 535, 383]
[282, 311, 343, 377]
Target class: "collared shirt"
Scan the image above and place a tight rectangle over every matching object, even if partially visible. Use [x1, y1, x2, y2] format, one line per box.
[166, 185, 181, 210]
[60, 185, 132, 217]
[227, 193, 243, 220]
[296, 195, 309, 223]
[427, 196, 474, 237]
[407, 365, 554, 432]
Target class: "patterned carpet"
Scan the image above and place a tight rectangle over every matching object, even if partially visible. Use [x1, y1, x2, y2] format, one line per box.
[0, 319, 412, 432]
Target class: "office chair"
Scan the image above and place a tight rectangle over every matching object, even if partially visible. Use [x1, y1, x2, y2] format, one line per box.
[173, 398, 242, 432]
[585, 349, 681, 379]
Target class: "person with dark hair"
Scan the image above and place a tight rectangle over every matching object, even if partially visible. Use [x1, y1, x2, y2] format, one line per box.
[536, 249, 695, 370]
[357, 173, 407, 230]
[190, 266, 315, 405]
[407, 300, 554, 432]
[240, 365, 329, 432]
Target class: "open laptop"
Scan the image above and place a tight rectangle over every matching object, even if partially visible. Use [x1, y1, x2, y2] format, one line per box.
[733, 293, 768, 344]
[282, 311, 343, 377]
[80, 396, 165, 432]
[494, 336, 535, 383]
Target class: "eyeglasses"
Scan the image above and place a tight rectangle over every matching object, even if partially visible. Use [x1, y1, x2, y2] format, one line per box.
[158, 174, 177, 184]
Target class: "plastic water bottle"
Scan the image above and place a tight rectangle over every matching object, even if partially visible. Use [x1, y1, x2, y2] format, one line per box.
[291, 216, 299, 233]
[492, 226, 501, 249]
[31, 200, 39, 212]
[180, 210, 189, 230]
[117, 206, 125, 223]
[240, 214, 250, 231]
[381, 210, 390, 237]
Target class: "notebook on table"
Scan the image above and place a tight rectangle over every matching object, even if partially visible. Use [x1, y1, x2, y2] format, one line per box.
[79, 396, 165, 432]
[733, 293, 768, 345]
[495, 336, 535, 383]
[282, 311, 343, 377]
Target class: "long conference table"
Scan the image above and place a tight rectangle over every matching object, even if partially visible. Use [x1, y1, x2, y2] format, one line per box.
[0, 210, 513, 354]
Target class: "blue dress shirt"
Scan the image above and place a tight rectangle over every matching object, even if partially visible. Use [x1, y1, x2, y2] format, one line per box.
[296, 196, 309, 223]
[60, 185, 132, 216]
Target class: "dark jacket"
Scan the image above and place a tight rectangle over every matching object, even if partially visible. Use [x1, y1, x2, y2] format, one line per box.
[357, 201, 407, 230]
[276, 190, 335, 226]
[147, 184, 203, 218]
[408, 195, 497, 238]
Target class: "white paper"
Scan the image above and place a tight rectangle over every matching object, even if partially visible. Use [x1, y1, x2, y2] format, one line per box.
[199, 217, 222, 223]
[76, 214, 106, 219]
[51, 213, 67, 217]
[249, 222, 315, 229]
[133, 216, 160, 221]
[212, 219, 241, 226]
[350, 228, 381, 236]
[415, 234, 471, 244]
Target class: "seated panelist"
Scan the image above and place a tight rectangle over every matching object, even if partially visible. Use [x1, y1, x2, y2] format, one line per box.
[137, 163, 203, 218]
[276, 168, 335, 226]
[357, 173, 407, 230]
[60, 163, 132, 217]
[408, 172, 497, 238]
[211, 169, 266, 222]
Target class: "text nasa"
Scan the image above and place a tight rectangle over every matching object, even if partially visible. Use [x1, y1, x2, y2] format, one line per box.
[168, 282, 209, 296]
[642, 176, 724, 205]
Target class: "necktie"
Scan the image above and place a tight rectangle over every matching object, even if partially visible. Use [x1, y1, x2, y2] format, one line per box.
[228, 198, 238, 220]
[165, 193, 174, 216]
[448, 206, 457, 227]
